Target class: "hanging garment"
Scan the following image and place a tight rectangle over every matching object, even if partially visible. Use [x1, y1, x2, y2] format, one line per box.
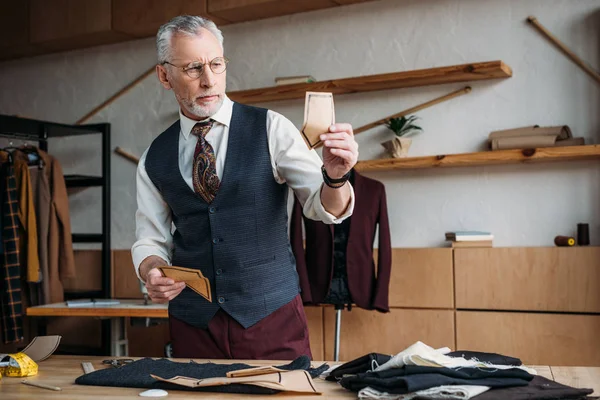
[0, 156, 24, 343]
[12, 151, 40, 283]
[291, 170, 392, 312]
[37, 150, 75, 303]
[28, 165, 51, 304]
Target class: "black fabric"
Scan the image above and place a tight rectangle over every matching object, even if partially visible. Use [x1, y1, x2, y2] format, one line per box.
[339, 365, 534, 394]
[76, 356, 328, 395]
[446, 350, 522, 366]
[326, 352, 391, 381]
[475, 375, 594, 400]
[322, 171, 355, 307]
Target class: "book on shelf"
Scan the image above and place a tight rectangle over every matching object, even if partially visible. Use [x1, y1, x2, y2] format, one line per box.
[274, 75, 316, 85]
[451, 240, 493, 248]
[445, 231, 494, 241]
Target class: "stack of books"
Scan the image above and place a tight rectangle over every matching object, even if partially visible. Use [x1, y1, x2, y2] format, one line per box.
[445, 231, 493, 248]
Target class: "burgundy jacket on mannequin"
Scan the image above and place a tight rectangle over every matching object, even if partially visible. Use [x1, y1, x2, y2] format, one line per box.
[290, 170, 392, 312]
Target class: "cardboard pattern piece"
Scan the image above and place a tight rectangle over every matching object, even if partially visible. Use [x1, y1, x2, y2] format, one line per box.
[158, 266, 212, 302]
[301, 91, 335, 149]
[21, 335, 62, 362]
[151, 369, 320, 394]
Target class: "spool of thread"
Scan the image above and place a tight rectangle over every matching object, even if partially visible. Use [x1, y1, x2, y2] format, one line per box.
[577, 223, 590, 246]
[554, 236, 575, 247]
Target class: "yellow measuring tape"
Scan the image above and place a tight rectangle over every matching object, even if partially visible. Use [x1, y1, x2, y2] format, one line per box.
[0, 352, 38, 378]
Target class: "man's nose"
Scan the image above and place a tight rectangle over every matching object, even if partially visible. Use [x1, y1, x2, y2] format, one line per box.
[200, 67, 216, 88]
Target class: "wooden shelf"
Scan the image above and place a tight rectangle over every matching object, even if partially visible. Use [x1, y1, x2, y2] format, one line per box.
[227, 60, 512, 104]
[354, 145, 600, 172]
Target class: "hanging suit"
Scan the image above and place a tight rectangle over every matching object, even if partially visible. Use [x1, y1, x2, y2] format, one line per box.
[290, 170, 392, 312]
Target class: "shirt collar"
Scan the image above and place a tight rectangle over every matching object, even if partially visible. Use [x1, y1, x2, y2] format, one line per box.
[179, 94, 233, 140]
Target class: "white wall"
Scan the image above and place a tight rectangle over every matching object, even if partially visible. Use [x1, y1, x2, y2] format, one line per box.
[1, 0, 599, 249]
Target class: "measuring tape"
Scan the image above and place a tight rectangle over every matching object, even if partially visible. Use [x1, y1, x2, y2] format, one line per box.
[0, 353, 38, 377]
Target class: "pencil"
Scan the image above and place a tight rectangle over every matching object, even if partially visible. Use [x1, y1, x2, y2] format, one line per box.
[21, 380, 62, 391]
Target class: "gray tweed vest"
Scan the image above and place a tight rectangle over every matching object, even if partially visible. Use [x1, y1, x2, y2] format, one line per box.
[145, 102, 300, 329]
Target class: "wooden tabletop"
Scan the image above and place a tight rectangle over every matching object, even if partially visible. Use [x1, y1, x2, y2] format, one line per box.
[0, 356, 598, 399]
[26, 299, 168, 318]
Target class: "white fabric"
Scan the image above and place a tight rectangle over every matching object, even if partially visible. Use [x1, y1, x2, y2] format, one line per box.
[132, 95, 355, 279]
[358, 385, 490, 400]
[375, 341, 537, 375]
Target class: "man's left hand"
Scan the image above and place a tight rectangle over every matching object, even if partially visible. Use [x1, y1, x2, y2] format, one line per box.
[321, 123, 359, 179]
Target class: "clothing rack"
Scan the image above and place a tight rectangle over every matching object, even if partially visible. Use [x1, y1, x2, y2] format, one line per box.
[0, 114, 111, 355]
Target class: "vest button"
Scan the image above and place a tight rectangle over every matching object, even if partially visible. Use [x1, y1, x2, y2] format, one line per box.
[209, 207, 216, 214]
[216, 269, 223, 275]
[218, 296, 225, 304]
[212, 238, 218, 244]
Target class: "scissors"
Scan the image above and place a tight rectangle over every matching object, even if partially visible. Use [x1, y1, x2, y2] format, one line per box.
[102, 358, 134, 368]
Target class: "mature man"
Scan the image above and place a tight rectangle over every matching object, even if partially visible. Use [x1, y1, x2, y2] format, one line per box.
[132, 15, 358, 360]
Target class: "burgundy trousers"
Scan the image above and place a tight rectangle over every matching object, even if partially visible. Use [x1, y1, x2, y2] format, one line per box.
[169, 294, 312, 360]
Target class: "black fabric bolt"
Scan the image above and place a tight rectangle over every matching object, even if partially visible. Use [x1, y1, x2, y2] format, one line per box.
[75, 356, 328, 395]
[339, 365, 534, 394]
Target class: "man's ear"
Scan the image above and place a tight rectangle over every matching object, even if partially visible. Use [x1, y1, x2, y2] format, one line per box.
[156, 64, 172, 90]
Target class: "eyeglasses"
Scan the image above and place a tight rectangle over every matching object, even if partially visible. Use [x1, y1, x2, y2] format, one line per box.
[161, 57, 229, 79]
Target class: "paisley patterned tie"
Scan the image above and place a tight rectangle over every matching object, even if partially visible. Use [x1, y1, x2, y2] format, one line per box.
[191, 120, 219, 203]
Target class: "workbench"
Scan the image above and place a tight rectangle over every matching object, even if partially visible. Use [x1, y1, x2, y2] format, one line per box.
[27, 300, 168, 356]
[1, 356, 598, 399]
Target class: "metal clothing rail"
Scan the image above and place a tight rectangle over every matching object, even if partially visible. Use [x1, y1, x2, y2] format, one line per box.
[0, 113, 112, 355]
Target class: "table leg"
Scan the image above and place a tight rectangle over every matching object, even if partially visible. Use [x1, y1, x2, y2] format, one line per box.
[110, 317, 129, 356]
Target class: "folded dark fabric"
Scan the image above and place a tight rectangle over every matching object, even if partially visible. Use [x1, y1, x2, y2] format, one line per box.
[446, 350, 522, 366]
[475, 375, 594, 400]
[326, 352, 392, 381]
[75, 356, 328, 395]
[340, 365, 534, 394]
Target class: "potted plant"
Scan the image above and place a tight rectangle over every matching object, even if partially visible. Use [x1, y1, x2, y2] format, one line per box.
[381, 115, 422, 158]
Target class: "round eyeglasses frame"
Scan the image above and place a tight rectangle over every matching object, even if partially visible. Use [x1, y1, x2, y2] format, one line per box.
[161, 57, 229, 79]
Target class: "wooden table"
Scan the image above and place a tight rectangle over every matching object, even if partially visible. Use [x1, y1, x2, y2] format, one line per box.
[0, 356, 598, 399]
[27, 300, 168, 356]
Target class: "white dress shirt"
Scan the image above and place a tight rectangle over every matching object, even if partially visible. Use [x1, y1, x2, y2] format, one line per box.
[132, 95, 355, 279]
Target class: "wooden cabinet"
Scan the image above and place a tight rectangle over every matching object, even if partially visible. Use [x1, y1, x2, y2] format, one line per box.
[387, 248, 454, 308]
[455, 247, 600, 313]
[29, 0, 131, 52]
[457, 311, 600, 366]
[304, 306, 324, 360]
[207, 0, 338, 23]
[112, 0, 229, 38]
[323, 307, 455, 361]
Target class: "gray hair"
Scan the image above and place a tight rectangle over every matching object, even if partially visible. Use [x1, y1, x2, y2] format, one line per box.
[156, 15, 224, 63]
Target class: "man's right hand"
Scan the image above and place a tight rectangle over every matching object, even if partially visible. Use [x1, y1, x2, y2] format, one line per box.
[144, 268, 186, 303]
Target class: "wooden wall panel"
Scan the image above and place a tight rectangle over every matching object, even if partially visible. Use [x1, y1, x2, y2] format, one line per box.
[385, 248, 454, 308]
[323, 307, 454, 361]
[456, 311, 600, 366]
[455, 247, 600, 312]
[0, 1, 44, 61]
[304, 306, 324, 361]
[30, 0, 130, 51]
[208, 0, 338, 23]
[127, 319, 171, 357]
[112, 250, 144, 299]
[112, 0, 229, 38]
[63, 250, 103, 292]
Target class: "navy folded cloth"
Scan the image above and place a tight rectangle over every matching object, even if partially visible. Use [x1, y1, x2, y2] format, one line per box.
[475, 375, 594, 400]
[339, 365, 534, 394]
[446, 350, 523, 366]
[75, 356, 328, 395]
[326, 353, 392, 381]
